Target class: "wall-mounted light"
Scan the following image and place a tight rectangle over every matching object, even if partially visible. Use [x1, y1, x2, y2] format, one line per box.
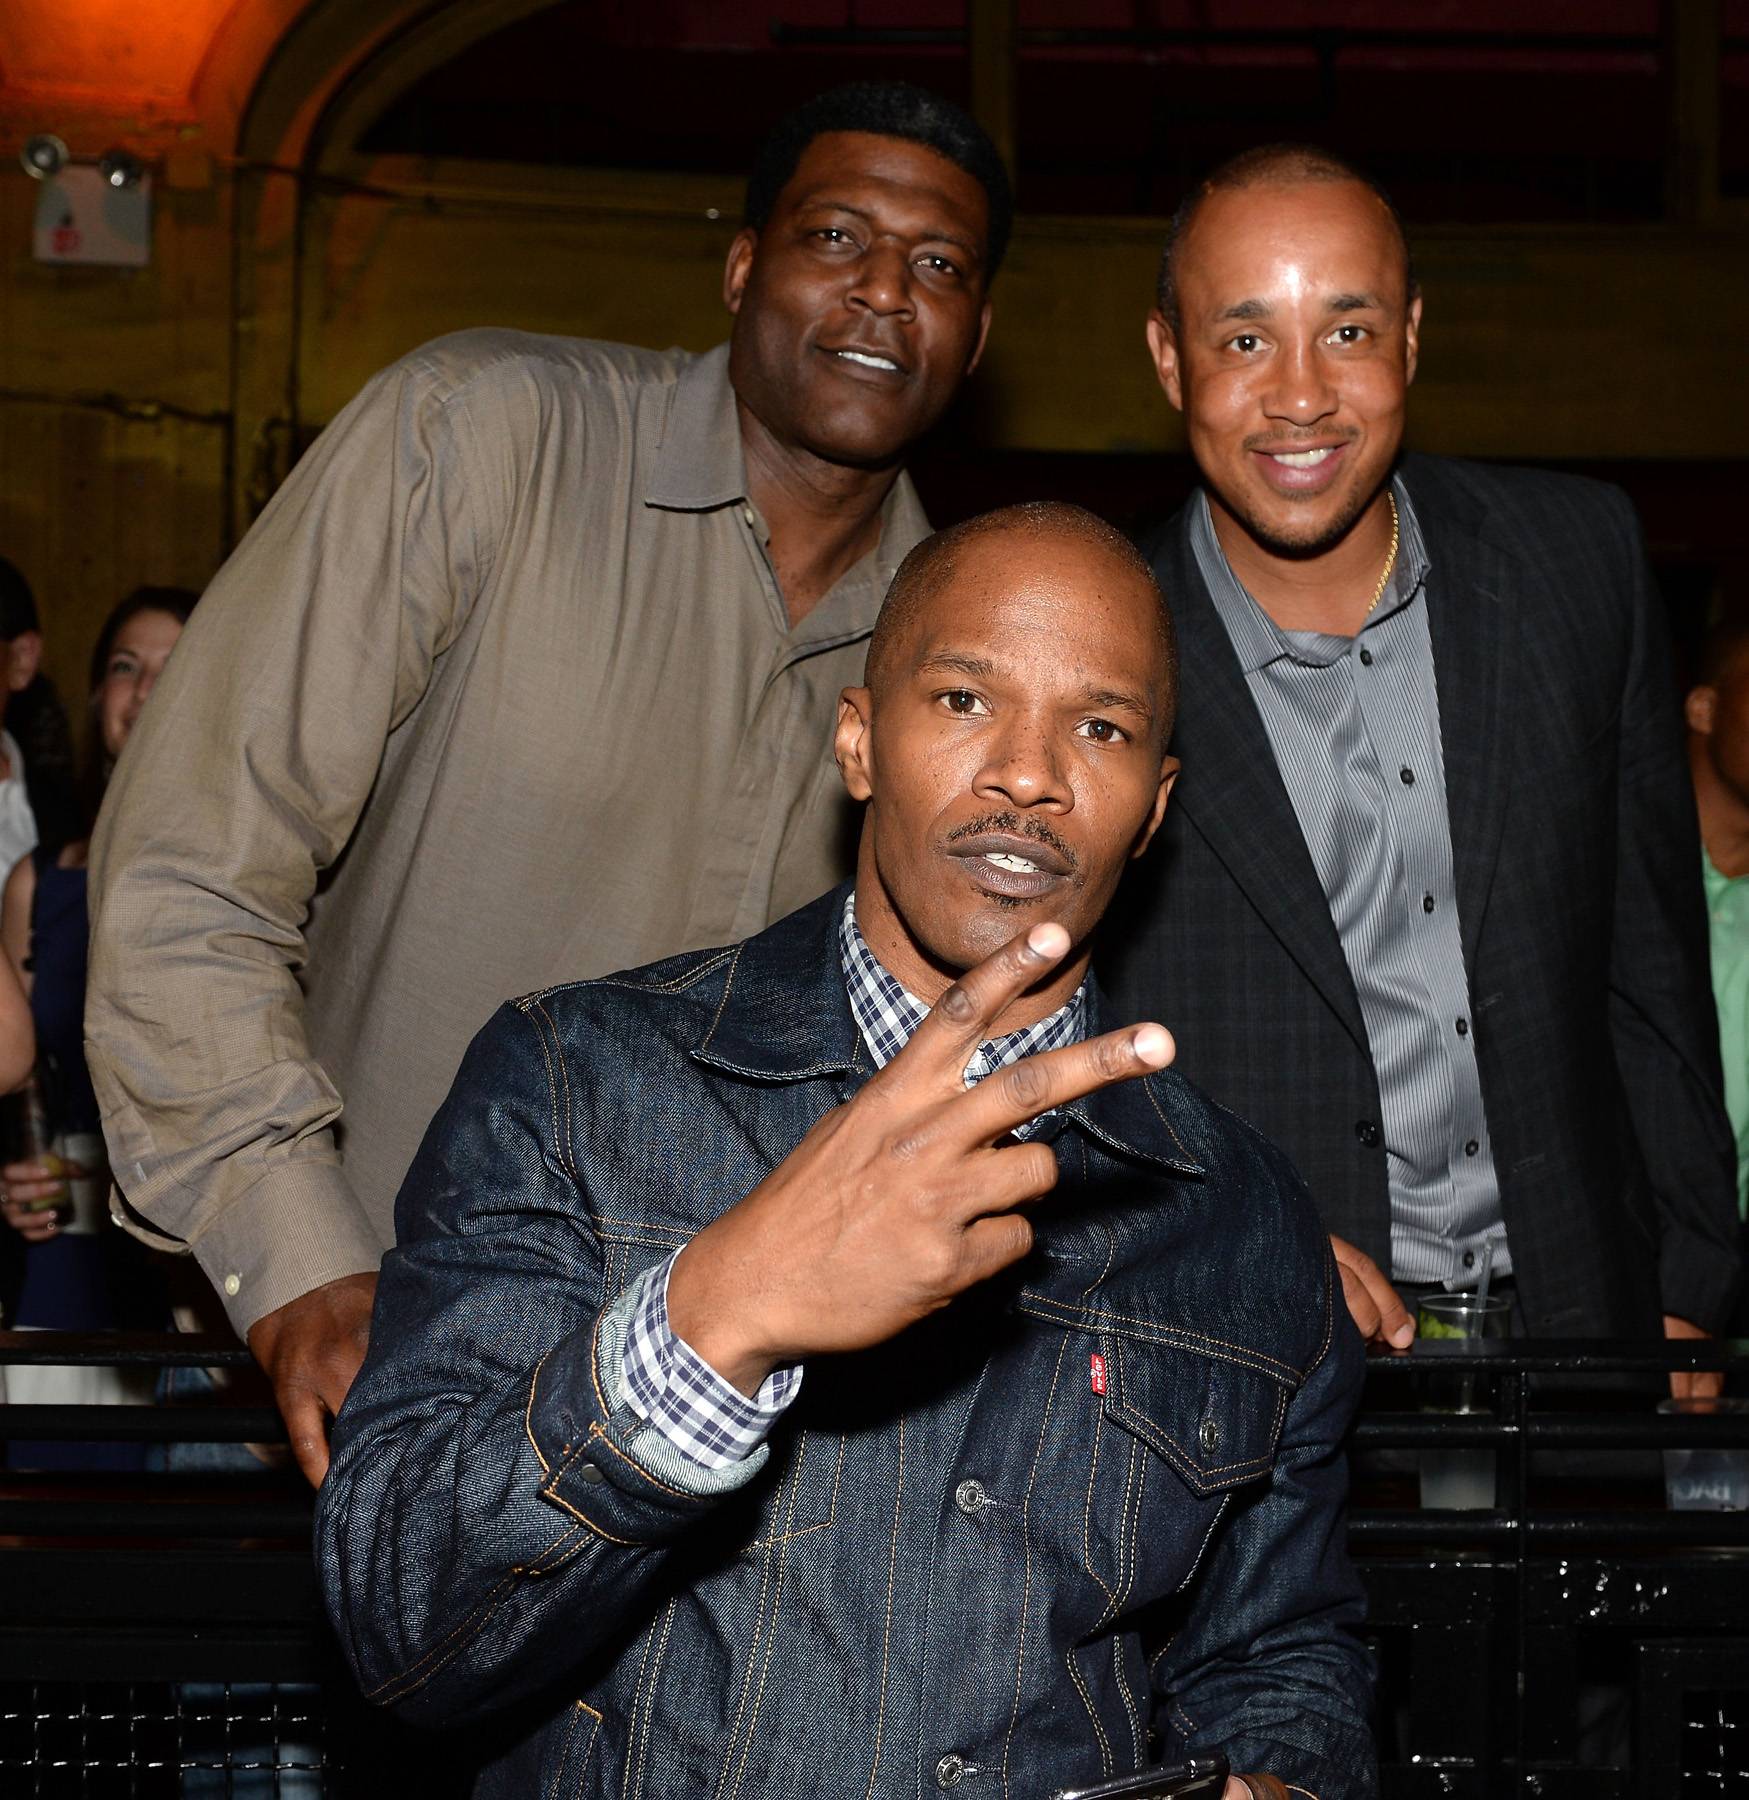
[97, 149, 145, 190]
[20, 134, 68, 179]
[19, 131, 152, 268]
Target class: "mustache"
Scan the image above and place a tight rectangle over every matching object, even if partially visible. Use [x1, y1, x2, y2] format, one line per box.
[1241, 425, 1361, 453]
[944, 812, 1079, 869]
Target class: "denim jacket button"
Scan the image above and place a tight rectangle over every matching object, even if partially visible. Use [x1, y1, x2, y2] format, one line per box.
[935, 1753, 965, 1788]
[1199, 1418, 1221, 1454]
[954, 1479, 987, 1517]
[579, 1463, 606, 1485]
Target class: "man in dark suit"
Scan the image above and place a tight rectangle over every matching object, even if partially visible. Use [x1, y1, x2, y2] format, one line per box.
[1102, 145, 1740, 1376]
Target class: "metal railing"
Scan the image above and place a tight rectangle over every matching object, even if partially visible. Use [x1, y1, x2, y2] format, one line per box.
[4, 1331, 1748, 1796]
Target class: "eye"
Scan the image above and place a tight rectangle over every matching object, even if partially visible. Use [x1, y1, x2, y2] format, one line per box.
[1328, 323, 1370, 346]
[107, 654, 139, 678]
[811, 226, 860, 251]
[1077, 717, 1129, 745]
[939, 689, 990, 716]
[917, 252, 964, 280]
[1226, 332, 1264, 355]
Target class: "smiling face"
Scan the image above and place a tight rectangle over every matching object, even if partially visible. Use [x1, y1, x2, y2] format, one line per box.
[837, 520, 1178, 1016]
[725, 130, 993, 472]
[1147, 178, 1419, 558]
[96, 607, 184, 760]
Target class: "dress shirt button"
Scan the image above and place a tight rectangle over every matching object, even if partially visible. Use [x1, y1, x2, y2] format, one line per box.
[954, 1478, 988, 1517]
[1463, 1250, 1476, 1270]
[579, 1463, 606, 1486]
[1455, 1018, 1469, 1037]
[1355, 1119, 1381, 1148]
[1399, 767, 1415, 786]
[1198, 1417, 1221, 1454]
[1358, 648, 1373, 667]
[936, 1753, 966, 1789]
[1466, 1139, 1479, 1156]
[740, 505, 756, 527]
[223, 1273, 241, 1297]
[1422, 893, 1435, 914]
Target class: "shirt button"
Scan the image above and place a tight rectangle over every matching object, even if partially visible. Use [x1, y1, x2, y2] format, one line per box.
[740, 505, 756, 527]
[1422, 894, 1435, 914]
[1355, 1118, 1381, 1148]
[1455, 1018, 1469, 1036]
[223, 1273, 241, 1297]
[1358, 648, 1373, 667]
[1463, 1250, 1477, 1270]
[1198, 1417, 1222, 1454]
[936, 1753, 966, 1789]
[579, 1463, 606, 1486]
[1400, 767, 1415, 786]
[954, 1478, 988, 1517]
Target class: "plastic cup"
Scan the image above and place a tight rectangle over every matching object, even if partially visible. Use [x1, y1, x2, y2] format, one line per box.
[1657, 1396, 1749, 1512]
[1417, 1292, 1511, 1510]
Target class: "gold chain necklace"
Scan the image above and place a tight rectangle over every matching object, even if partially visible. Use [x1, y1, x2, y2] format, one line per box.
[1363, 491, 1401, 617]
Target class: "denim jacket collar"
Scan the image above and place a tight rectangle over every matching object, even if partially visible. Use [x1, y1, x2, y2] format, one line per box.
[690, 884, 1204, 1177]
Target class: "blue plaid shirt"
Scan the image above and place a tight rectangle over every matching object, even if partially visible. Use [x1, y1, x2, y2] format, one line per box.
[621, 892, 1087, 1469]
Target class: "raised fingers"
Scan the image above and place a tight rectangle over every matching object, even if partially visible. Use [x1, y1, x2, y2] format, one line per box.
[901, 923, 1072, 1075]
[950, 1022, 1175, 1146]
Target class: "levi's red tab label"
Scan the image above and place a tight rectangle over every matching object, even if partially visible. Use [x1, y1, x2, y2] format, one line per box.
[1090, 1353, 1107, 1396]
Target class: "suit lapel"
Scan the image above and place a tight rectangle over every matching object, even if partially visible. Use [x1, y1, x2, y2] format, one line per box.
[1405, 458, 1520, 972]
[1157, 518, 1371, 1056]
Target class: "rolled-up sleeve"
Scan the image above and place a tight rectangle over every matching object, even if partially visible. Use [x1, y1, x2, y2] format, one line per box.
[85, 347, 489, 1334]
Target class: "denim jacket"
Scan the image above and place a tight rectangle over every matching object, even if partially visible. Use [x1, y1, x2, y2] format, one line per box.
[317, 887, 1377, 1798]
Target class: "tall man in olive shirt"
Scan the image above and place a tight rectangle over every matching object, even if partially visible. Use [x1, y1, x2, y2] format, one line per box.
[85, 83, 1008, 1483]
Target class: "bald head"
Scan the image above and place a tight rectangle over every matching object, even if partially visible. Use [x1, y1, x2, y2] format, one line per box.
[867, 501, 1178, 741]
[1157, 143, 1416, 334]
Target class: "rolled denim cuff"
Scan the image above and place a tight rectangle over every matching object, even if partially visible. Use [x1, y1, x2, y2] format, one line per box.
[527, 1283, 769, 1542]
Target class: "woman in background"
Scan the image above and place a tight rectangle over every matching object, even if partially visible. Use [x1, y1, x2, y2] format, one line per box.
[0, 587, 196, 1469]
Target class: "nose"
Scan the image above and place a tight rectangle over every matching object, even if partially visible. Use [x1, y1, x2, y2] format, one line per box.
[973, 715, 1070, 813]
[846, 238, 915, 319]
[134, 666, 159, 706]
[1262, 339, 1338, 428]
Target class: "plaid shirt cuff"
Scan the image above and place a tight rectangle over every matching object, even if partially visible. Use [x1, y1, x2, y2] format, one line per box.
[620, 1250, 802, 1470]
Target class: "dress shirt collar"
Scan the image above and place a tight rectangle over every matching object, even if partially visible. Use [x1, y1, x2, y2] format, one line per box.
[1190, 474, 1431, 675]
[642, 344, 931, 572]
[838, 892, 1086, 1077]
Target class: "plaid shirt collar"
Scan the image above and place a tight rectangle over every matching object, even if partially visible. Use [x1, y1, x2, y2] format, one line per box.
[839, 895, 1086, 1124]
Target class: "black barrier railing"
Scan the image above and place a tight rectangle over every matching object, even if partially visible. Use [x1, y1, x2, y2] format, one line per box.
[5, 1333, 1749, 1797]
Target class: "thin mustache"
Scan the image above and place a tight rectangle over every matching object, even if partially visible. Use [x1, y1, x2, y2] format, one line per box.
[945, 812, 1079, 869]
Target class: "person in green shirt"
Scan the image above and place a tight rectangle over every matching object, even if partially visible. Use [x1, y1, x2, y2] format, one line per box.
[1686, 613, 1749, 1332]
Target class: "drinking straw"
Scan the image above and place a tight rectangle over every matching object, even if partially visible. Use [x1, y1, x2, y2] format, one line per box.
[1474, 1239, 1495, 1319]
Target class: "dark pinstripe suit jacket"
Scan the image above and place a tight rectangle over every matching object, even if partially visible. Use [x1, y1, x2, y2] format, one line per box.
[1101, 453, 1741, 1337]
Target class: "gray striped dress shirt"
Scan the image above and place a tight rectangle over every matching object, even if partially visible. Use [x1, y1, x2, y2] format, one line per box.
[1191, 482, 1508, 1289]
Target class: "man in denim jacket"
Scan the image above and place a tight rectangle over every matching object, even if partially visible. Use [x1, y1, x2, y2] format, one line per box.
[318, 503, 1376, 1799]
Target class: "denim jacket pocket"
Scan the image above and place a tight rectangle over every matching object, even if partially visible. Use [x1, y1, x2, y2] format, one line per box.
[1101, 1334, 1291, 1498]
[736, 1423, 848, 1550]
[546, 1699, 603, 1799]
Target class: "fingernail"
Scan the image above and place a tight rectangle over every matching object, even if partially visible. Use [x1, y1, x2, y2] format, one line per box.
[1391, 1322, 1415, 1348]
[1026, 923, 1069, 960]
[1132, 1024, 1173, 1066]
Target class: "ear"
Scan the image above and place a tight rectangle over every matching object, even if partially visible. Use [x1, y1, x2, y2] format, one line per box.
[835, 687, 875, 802]
[1130, 755, 1180, 861]
[1404, 291, 1423, 388]
[963, 296, 993, 378]
[1687, 685, 1718, 736]
[5, 630, 41, 692]
[723, 227, 759, 315]
[1144, 310, 1185, 414]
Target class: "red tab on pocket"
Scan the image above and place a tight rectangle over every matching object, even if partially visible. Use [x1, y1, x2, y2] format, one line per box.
[1090, 1352, 1107, 1396]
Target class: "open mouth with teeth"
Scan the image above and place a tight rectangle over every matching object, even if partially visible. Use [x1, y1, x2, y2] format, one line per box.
[983, 851, 1041, 872]
[1252, 439, 1351, 492]
[829, 348, 903, 375]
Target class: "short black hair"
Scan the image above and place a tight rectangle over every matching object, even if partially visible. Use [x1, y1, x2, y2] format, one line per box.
[867, 501, 1178, 741]
[1695, 609, 1749, 690]
[745, 81, 1012, 277]
[0, 556, 38, 641]
[1155, 142, 1417, 334]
